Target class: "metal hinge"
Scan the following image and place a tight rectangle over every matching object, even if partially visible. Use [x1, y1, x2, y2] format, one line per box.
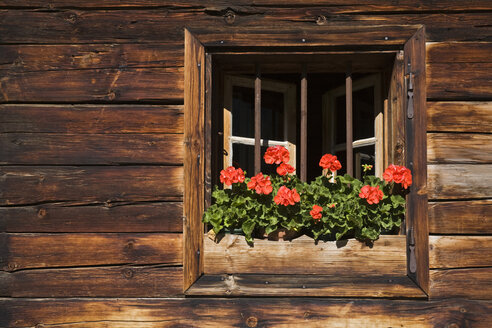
[408, 227, 417, 274]
[406, 71, 414, 119]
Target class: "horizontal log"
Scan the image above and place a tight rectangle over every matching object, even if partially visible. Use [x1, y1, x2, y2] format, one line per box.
[428, 200, 492, 234]
[427, 164, 492, 200]
[0, 202, 183, 233]
[0, 44, 183, 71]
[427, 42, 492, 63]
[2, 298, 492, 327]
[1, 0, 492, 11]
[427, 101, 492, 133]
[0, 104, 183, 134]
[0, 10, 491, 44]
[0, 133, 184, 165]
[204, 234, 406, 275]
[187, 274, 425, 298]
[427, 63, 492, 99]
[0, 233, 182, 271]
[0, 166, 183, 205]
[0, 265, 182, 297]
[427, 133, 492, 164]
[0, 67, 183, 102]
[429, 236, 492, 269]
[430, 268, 492, 299]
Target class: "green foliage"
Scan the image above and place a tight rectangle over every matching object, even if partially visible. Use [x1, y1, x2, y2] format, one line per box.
[202, 171, 406, 245]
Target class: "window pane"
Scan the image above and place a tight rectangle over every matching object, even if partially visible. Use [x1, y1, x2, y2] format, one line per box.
[353, 86, 375, 140]
[335, 145, 375, 178]
[232, 143, 277, 177]
[232, 86, 284, 140]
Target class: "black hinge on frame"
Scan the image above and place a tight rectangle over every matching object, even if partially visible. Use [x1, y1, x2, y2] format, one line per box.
[408, 226, 417, 274]
[406, 61, 415, 120]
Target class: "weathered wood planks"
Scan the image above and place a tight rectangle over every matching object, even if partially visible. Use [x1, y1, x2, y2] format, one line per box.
[427, 164, 492, 199]
[0, 166, 183, 205]
[0, 202, 183, 233]
[430, 236, 492, 269]
[427, 101, 492, 133]
[204, 234, 407, 275]
[0, 265, 183, 297]
[427, 133, 492, 164]
[0, 104, 183, 134]
[0, 67, 183, 102]
[0, 233, 182, 271]
[2, 298, 492, 327]
[430, 268, 492, 299]
[428, 200, 492, 234]
[0, 133, 184, 165]
[187, 274, 425, 298]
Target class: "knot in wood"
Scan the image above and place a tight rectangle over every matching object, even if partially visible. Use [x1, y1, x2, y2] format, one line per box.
[460, 307, 467, 313]
[246, 316, 258, 327]
[122, 268, 134, 279]
[107, 90, 117, 101]
[316, 15, 327, 25]
[35, 324, 45, 328]
[65, 13, 77, 24]
[446, 323, 460, 328]
[6, 262, 18, 271]
[224, 10, 236, 25]
[37, 208, 47, 218]
[125, 240, 135, 250]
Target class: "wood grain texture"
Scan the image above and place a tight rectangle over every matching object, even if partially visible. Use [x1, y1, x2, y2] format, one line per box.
[427, 133, 492, 164]
[428, 200, 492, 234]
[427, 42, 492, 63]
[427, 63, 492, 100]
[0, 265, 182, 297]
[0, 166, 183, 205]
[427, 101, 492, 133]
[2, 0, 492, 11]
[430, 236, 492, 269]
[404, 27, 429, 293]
[187, 274, 425, 298]
[0, 67, 183, 102]
[0, 104, 183, 134]
[0, 133, 183, 165]
[0, 233, 182, 271]
[2, 298, 492, 328]
[0, 202, 183, 233]
[183, 29, 205, 290]
[0, 44, 183, 71]
[428, 164, 492, 200]
[430, 268, 492, 299]
[204, 235, 406, 275]
[0, 10, 490, 44]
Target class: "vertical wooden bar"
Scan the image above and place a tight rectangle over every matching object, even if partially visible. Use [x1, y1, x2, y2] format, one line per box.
[183, 29, 205, 291]
[346, 70, 353, 176]
[300, 64, 308, 181]
[204, 53, 212, 209]
[254, 64, 261, 174]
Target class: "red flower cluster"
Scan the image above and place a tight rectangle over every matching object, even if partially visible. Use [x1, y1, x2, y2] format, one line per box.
[310, 205, 323, 220]
[359, 185, 384, 205]
[328, 203, 337, 208]
[264, 145, 290, 165]
[219, 166, 245, 186]
[274, 186, 300, 206]
[247, 173, 273, 195]
[383, 164, 412, 189]
[319, 154, 342, 172]
[277, 163, 295, 176]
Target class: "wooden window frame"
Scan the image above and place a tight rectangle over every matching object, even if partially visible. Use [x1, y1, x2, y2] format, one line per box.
[184, 26, 428, 297]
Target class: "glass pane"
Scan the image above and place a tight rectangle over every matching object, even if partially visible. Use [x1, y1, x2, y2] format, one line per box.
[353, 86, 375, 140]
[335, 145, 375, 178]
[232, 144, 278, 177]
[335, 95, 346, 144]
[232, 85, 284, 140]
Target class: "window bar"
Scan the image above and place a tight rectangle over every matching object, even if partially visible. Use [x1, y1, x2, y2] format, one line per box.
[254, 64, 262, 174]
[300, 64, 308, 181]
[346, 68, 354, 176]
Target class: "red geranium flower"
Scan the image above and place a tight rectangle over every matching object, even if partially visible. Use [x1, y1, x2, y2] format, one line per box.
[219, 166, 245, 186]
[247, 172, 273, 195]
[274, 186, 300, 206]
[310, 205, 323, 220]
[328, 203, 337, 208]
[264, 145, 290, 165]
[319, 154, 342, 172]
[359, 185, 384, 205]
[276, 163, 295, 176]
[383, 164, 412, 189]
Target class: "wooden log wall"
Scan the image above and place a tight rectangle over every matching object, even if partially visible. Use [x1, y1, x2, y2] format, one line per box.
[1, 1, 491, 326]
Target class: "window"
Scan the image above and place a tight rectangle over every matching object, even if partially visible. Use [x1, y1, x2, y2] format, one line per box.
[184, 26, 428, 297]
